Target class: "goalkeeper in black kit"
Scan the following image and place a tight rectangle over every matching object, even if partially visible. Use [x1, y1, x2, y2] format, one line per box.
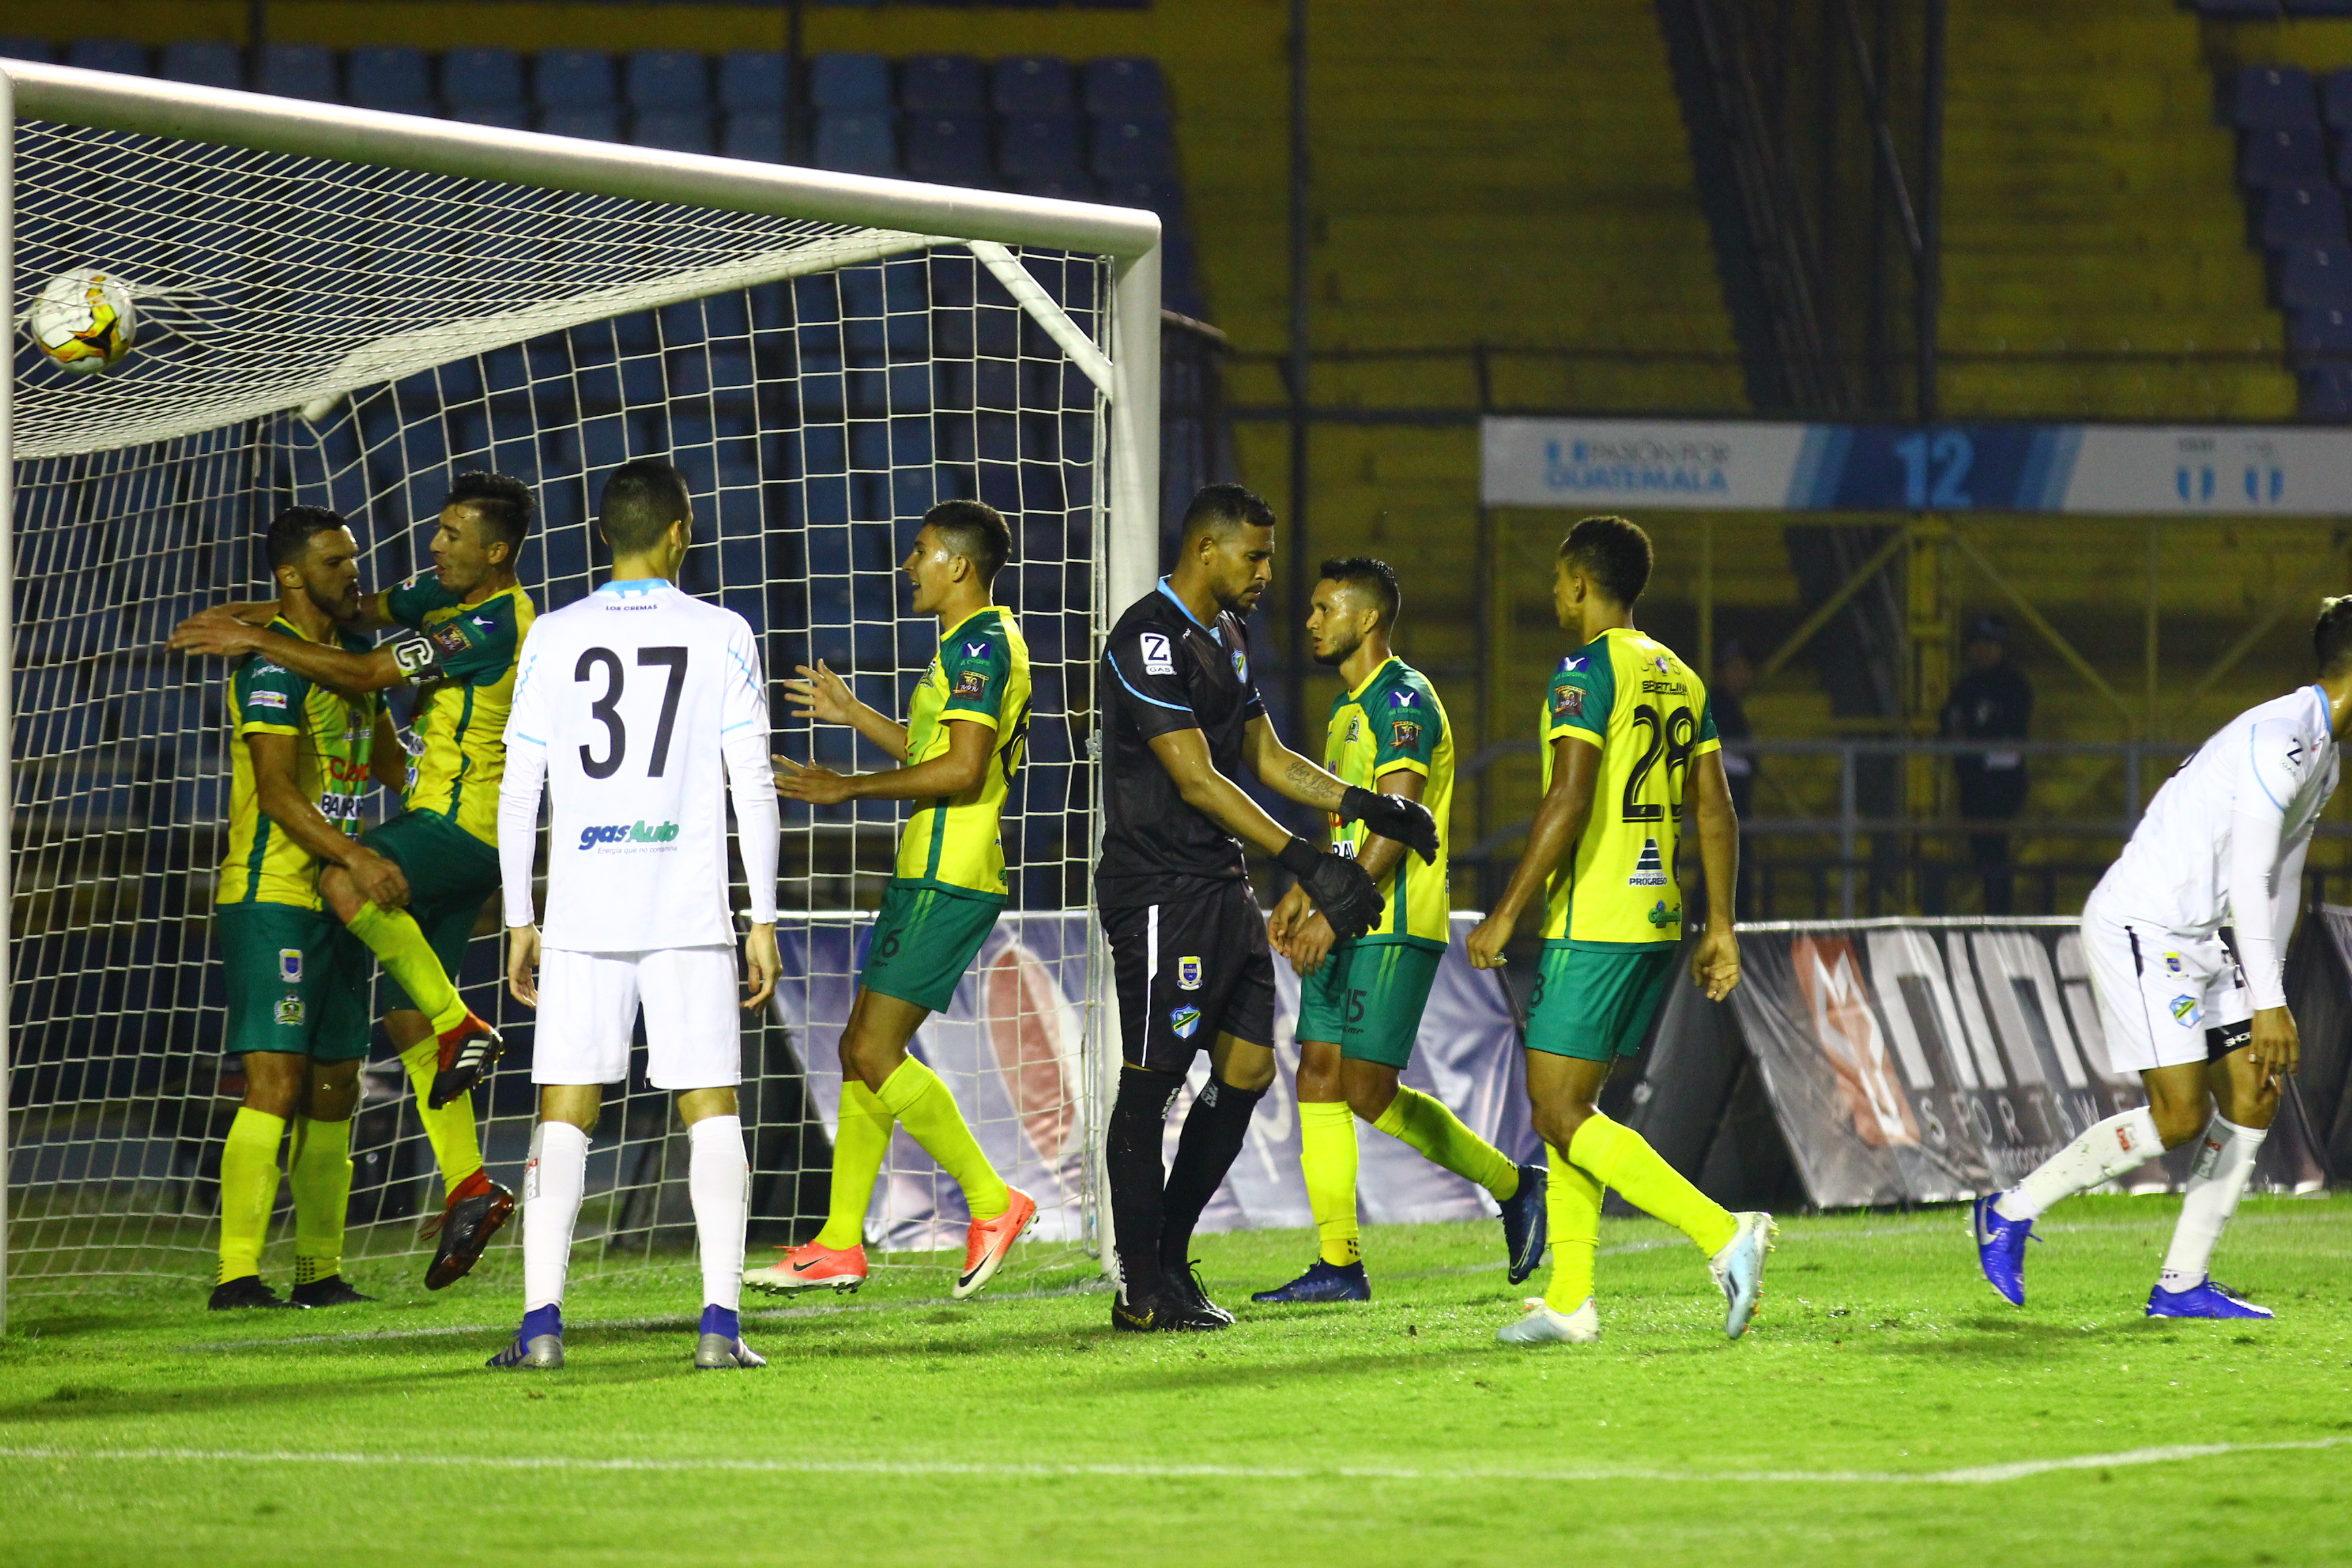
[1097, 484, 1437, 1332]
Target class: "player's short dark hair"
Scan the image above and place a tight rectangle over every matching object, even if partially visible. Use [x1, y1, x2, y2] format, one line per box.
[926, 499, 1011, 584]
[265, 505, 350, 570]
[1181, 483, 1277, 540]
[444, 470, 534, 553]
[2315, 594, 2352, 675]
[1558, 514, 1654, 607]
[598, 459, 693, 555]
[1318, 555, 1401, 630]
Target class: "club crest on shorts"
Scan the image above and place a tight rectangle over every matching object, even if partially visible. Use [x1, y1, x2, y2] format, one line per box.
[2171, 994, 2202, 1027]
[1169, 1004, 1203, 1039]
[2165, 951, 2185, 974]
[1177, 956, 1203, 991]
[274, 996, 306, 1026]
[278, 947, 303, 983]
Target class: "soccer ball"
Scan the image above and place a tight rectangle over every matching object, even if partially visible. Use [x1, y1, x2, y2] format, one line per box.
[26, 267, 137, 374]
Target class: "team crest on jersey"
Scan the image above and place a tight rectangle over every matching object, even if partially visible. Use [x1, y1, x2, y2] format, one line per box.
[2164, 952, 2185, 974]
[274, 996, 306, 1026]
[1552, 685, 1583, 719]
[1392, 720, 1422, 750]
[954, 670, 987, 698]
[1648, 900, 1681, 929]
[278, 948, 303, 984]
[1343, 713, 1362, 743]
[1177, 956, 1203, 991]
[2170, 994, 2202, 1027]
[1231, 647, 1249, 683]
[1627, 838, 1668, 887]
[1169, 1004, 1203, 1039]
[1140, 632, 1176, 675]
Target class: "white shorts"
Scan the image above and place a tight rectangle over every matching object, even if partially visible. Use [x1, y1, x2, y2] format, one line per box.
[2079, 907, 2253, 1077]
[531, 945, 743, 1091]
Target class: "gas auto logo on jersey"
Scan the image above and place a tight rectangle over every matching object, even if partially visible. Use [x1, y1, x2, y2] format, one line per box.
[578, 819, 681, 851]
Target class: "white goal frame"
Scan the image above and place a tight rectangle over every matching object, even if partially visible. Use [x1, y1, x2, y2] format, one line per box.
[0, 61, 1165, 1335]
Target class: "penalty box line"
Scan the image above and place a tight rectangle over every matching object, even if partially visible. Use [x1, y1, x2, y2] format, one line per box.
[3, 1436, 2347, 1486]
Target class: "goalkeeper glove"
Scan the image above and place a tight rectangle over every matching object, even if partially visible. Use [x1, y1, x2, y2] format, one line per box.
[1339, 785, 1440, 864]
[1275, 835, 1384, 943]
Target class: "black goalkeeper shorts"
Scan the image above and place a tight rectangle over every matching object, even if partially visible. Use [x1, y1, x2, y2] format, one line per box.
[1102, 882, 1275, 1073]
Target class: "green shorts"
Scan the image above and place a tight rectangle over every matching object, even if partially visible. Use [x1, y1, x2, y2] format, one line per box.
[860, 881, 1003, 1013]
[363, 808, 500, 1013]
[1524, 941, 1680, 1062]
[218, 900, 373, 1062]
[1294, 940, 1444, 1069]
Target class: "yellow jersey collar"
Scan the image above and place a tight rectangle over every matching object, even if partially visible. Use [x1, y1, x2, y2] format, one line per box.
[940, 604, 998, 642]
[1347, 654, 1400, 703]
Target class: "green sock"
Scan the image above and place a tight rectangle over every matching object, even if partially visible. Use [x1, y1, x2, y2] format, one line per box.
[1372, 1085, 1520, 1201]
[1298, 1100, 1361, 1267]
[815, 1081, 895, 1251]
[217, 1107, 286, 1284]
[1567, 1111, 1737, 1256]
[877, 1058, 1010, 1222]
[1544, 1143, 1603, 1313]
[347, 901, 468, 1034]
[288, 1116, 353, 1283]
[399, 1038, 485, 1190]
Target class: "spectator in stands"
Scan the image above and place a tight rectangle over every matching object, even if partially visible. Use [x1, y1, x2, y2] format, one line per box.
[1942, 614, 2033, 914]
[1712, 639, 1757, 918]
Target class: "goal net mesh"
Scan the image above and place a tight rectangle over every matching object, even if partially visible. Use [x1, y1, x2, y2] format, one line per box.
[5, 117, 1114, 1298]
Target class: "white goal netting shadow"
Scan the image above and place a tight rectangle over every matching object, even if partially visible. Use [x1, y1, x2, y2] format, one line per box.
[5, 112, 1122, 1299]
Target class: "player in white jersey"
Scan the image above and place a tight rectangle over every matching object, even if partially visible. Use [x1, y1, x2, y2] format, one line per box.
[1973, 596, 2352, 1320]
[491, 459, 782, 1371]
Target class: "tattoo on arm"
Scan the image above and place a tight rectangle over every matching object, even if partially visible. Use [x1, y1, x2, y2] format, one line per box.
[1283, 757, 1345, 807]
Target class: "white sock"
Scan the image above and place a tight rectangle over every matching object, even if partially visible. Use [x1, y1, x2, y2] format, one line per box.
[522, 1120, 590, 1314]
[1995, 1107, 2163, 1222]
[2158, 1115, 2268, 1292]
[687, 1114, 750, 1315]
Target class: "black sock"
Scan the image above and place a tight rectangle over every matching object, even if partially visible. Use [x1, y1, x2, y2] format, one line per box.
[1108, 1067, 1183, 1301]
[1160, 1077, 1267, 1275]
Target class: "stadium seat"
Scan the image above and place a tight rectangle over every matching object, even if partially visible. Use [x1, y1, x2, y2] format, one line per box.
[2281, 244, 2352, 308]
[993, 56, 1075, 115]
[346, 46, 434, 113]
[810, 52, 890, 111]
[2287, 0, 2352, 14]
[718, 50, 789, 112]
[540, 107, 622, 142]
[159, 42, 243, 91]
[634, 108, 715, 154]
[2242, 125, 2326, 186]
[2197, 0, 2281, 14]
[2325, 69, 2352, 132]
[536, 48, 617, 110]
[721, 111, 787, 162]
[2232, 65, 2318, 131]
[902, 54, 987, 114]
[1000, 114, 1083, 181]
[442, 47, 526, 109]
[1007, 171, 1100, 202]
[626, 49, 709, 109]
[2303, 365, 2352, 414]
[0, 37, 52, 63]
[1083, 57, 1170, 117]
[1092, 116, 1176, 181]
[2291, 304, 2352, 361]
[257, 43, 337, 101]
[65, 39, 150, 78]
[815, 110, 897, 174]
[452, 104, 530, 131]
[2261, 182, 2347, 246]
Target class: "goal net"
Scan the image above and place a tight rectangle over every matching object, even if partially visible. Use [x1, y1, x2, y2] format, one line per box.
[0, 63, 1161, 1324]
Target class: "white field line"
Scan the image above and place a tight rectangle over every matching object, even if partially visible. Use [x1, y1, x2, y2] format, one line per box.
[1, 1436, 2347, 1486]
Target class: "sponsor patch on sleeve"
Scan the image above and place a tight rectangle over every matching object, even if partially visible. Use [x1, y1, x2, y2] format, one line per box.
[1552, 684, 1584, 719]
[953, 670, 988, 699]
[1390, 719, 1422, 750]
[1139, 631, 1176, 676]
[246, 690, 289, 710]
[429, 622, 472, 657]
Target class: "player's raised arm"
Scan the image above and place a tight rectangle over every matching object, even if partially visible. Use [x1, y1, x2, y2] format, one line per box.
[1241, 714, 1439, 864]
[1467, 732, 1599, 970]
[781, 658, 910, 760]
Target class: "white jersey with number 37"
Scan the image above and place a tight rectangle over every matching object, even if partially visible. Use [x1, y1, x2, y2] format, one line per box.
[499, 578, 779, 952]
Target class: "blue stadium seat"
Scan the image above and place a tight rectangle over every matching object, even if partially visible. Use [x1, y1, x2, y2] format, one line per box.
[627, 49, 709, 109]
[2303, 365, 2352, 415]
[999, 114, 1083, 180]
[904, 114, 992, 185]
[453, 103, 530, 131]
[2291, 305, 2352, 360]
[2287, 0, 2352, 14]
[811, 52, 890, 110]
[2233, 65, 2318, 130]
[1008, 172, 1100, 202]
[815, 110, 897, 174]
[721, 111, 787, 162]
[1083, 57, 1169, 116]
[634, 108, 715, 154]
[993, 56, 1075, 114]
[2198, 0, 2281, 14]
[1091, 115, 1175, 181]
[536, 48, 616, 109]
[346, 46, 434, 112]
[160, 42, 243, 91]
[65, 39, 150, 78]
[2244, 125, 2327, 186]
[902, 54, 987, 114]
[718, 50, 789, 112]
[0, 37, 53, 63]
[257, 43, 336, 101]
[2282, 244, 2352, 308]
[2262, 182, 2346, 246]
[442, 47, 525, 108]
[540, 107, 622, 142]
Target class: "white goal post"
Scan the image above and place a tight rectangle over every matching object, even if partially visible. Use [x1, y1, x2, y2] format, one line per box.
[0, 60, 1163, 1333]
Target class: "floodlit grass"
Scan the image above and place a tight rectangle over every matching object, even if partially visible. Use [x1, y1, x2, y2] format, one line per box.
[7, 1196, 2352, 1566]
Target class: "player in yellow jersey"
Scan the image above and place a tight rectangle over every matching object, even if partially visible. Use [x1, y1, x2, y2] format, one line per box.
[172, 473, 534, 1288]
[1467, 514, 1774, 1344]
[1256, 558, 1548, 1303]
[206, 507, 409, 1307]
[745, 500, 1040, 1300]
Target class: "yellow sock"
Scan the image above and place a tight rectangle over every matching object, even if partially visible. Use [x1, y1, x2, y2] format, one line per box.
[399, 1038, 485, 1190]
[1544, 1143, 1603, 1313]
[1298, 1100, 1361, 1266]
[1372, 1085, 1520, 1201]
[347, 901, 468, 1034]
[217, 1107, 286, 1284]
[815, 1081, 895, 1251]
[877, 1058, 1009, 1222]
[289, 1116, 354, 1283]
[1567, 1110, 1737, 1256]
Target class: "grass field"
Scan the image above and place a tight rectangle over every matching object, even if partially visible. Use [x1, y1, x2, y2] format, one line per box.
[6, 1196, 2352, 1567]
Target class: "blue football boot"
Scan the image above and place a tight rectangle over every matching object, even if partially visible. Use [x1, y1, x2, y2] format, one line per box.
[1250, 1258, 1371, 1304]
[2146, 1278, 2274, 1320]
[487, 1303, 564, 1369]
[1497, 1160, 1550, 1285]
[1972, 1194, 2036, 1306]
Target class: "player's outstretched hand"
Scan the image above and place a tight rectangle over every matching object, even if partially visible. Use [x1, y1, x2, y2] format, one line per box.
[1339, 785, 1439, 864]
[1277, 835, 1382, 943]
[784, 659, 857, 725]
[506, 924, 542, 1008]
[773, 754, 855, 805]
[1691, 924, 1742, 1002]
[742, 923, 779, 1012]
[2250, 1004, 2300, 1079]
